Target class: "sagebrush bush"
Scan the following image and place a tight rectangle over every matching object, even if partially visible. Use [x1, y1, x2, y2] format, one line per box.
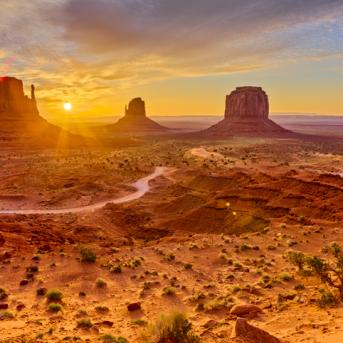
[146, 311, 200, 343]
[80, 246, 96, 263]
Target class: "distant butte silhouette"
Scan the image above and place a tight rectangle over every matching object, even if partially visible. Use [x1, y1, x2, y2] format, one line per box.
[108, 97, 169, 133]
[202, 86, 288, 136]
[0, 76, 87, 147]
[0, 76, 40, 120]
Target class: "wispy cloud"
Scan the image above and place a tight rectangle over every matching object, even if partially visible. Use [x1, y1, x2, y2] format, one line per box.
[1, 0, 343, 116]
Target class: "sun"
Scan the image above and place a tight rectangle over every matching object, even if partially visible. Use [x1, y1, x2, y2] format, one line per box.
[63, 102, 72, 111]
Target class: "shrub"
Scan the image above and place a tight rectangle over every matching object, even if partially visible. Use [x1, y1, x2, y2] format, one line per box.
[279, 272, 294, 282]
[0, 310, 14, 320]
[101, 335, 127, 343]
[287, 251, 306, 272]
[318, 289, 338, 308]
[80, 247, 96, 263]
[147, 312, 200, 343]
[96, 278, 107, 288]
[48, 303, 62, 313]
[46, 289, 63, 303]
[184, 263, 193, 270]
[0, 288, 8, 300]
[77, 318, 93, 328]
[162, 287, 176, 296]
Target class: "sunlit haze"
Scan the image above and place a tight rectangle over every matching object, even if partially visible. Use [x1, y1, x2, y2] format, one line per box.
[1, 1, 343, 124]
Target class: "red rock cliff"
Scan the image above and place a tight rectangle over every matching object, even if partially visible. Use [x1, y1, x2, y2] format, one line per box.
[0, 77, 39, 118]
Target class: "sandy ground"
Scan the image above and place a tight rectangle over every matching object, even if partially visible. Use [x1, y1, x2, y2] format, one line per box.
[0, 136, 342, 342]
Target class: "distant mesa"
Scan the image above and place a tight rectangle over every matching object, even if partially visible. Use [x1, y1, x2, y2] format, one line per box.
[107, 97, 169, 133]
[202, 86, 288, 136]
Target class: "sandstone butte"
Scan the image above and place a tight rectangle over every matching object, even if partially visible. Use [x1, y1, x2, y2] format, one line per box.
[202, 86, 288, 136]
[107, 97, 169, 133]
[0, 76, 88, 147]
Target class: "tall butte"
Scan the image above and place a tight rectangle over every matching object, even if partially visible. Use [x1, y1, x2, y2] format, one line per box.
[107, 97, 169, 133]
[0, 77, 40, 120]
[0, 76, 84, 147]
[202, 86, 288, 136]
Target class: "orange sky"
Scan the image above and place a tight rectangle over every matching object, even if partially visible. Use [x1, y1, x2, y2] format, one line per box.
[1, 1, 343, 122]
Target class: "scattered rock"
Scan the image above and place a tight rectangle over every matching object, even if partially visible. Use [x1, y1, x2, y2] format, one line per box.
[127, 302, 141, 312]
[230, 304, 262, 318]
[232, 318, 281, 343]
[36, 287, 47, 296]
[19, 279, 29, 286]
[16, 303, 25, 311]
[0, 303, 8, 310]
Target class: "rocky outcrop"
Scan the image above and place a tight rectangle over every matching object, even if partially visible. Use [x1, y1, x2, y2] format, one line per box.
[0, 77, 39, 119]
[0, 76, 91, 148]
[202, 86, 288, 136]
[232, 318, 282, 343]
[125, 98, 146, 117]
[107, 97, 169, 134]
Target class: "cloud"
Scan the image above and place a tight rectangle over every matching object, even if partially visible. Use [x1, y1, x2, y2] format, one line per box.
[1, 0, 343, 116]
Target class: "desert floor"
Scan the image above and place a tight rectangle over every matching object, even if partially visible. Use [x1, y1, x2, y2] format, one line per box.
[0, 136, 342, 342]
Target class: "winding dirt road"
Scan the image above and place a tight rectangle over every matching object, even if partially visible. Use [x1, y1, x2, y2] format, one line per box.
[0, 167, 167, 215]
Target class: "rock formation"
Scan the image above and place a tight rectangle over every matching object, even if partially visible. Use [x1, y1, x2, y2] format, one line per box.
[0, 77, 39, 119]
[0, 76, 89, 148]
[202, 86, 288, 136]
[125, 97, 146, 117]
[107, 97, 169, 133]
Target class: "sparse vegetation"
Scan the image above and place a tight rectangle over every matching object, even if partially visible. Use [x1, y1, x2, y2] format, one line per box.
[144, 311, 200, 343]
[46, 289, 63, 303]
[101, 334, 128, 343]
[80, 246, 96, 263]
[48, 303, 62, 313]
[96, 278, 107, 288]
[77, 318, 93, 328]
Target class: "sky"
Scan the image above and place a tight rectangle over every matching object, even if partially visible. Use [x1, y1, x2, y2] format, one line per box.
[1, 0, 343, 122]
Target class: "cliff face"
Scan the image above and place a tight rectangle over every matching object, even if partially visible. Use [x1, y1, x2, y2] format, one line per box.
[0, 77, 39, 119]
[202, 86, 287, 136]
[125, 98, 146, 117]
[225, 87, 269, 122]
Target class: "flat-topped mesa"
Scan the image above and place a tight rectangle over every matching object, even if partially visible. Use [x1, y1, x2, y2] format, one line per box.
[125, 97, 146, 117]
[225, 86, 269, 122]
[201, 86, 288, 136]
[0, 77, 39, 118]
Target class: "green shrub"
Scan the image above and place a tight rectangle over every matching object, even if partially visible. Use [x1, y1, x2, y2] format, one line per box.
[0, 288, 8, 300]
[80, 247, 96, 263]
[101, 334, 127, 343]
[48, 303, 62, 313]
[147, 312, 199, 343]
[162, 287, 176, 296]
[96, 278, 107, 288]
[318, 290, 338, 308]
[0, 310, 14, 320]
[46, 289, 63, 302]
[287, 251, 306, 272]
[77, 318, 93, 328]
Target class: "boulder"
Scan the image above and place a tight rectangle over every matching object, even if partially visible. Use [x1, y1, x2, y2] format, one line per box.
[127, 302, 141, 312]
[230, 304, 263, 318]
[232, 318, 282, 343]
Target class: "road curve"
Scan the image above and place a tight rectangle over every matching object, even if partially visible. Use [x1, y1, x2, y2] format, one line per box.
[0, 167, 167, 215]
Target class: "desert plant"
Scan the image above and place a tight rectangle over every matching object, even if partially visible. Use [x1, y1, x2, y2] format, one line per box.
[96, 278, 107, 288]
[48, 303, 62, 313]
[0, 310, 14, 320]
[46, 289, 63, 302]
[162, 287, 176, 296]
[292, 243, 343, 300]
[77, 318, 93, 328]
[287, 251, 306, 272]
[80, 246, 96, 263]
[101, 334, 128, 343]
[0, 288, 8, 300]
[147, 311, 200, 343]
[318, 289, 338, 308]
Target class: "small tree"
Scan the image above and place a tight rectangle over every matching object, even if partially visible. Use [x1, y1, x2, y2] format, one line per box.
[287, 251, 306, 272]
[303, 243, 343, 300]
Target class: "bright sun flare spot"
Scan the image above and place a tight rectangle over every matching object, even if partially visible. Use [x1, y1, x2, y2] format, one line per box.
[63, 102, 72, 111]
